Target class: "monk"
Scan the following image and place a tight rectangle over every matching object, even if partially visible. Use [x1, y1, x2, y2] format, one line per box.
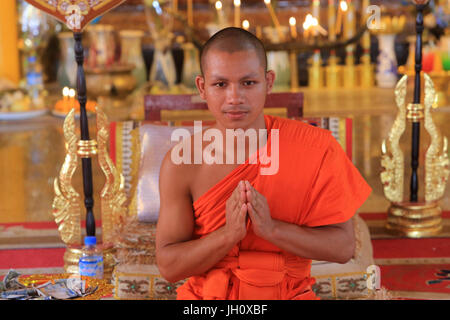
[156, 27, 372, 300]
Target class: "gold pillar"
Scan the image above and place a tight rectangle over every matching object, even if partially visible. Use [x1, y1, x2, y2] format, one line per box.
[0, 145, 26, 223]
[0, 0, 20, 84]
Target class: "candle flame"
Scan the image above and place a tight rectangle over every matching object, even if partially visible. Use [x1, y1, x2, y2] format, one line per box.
[62, 86, 70, 97]
[234, 0, 240, 6]
[303, 14, 314, 30]
[242, 19, 250, 30]
[68, 88, 76, 98]
[340, 0, 348, 12]
[264, 0, 271, 5]
[289, 17, 296, 26]
[215, 0, 222, 10]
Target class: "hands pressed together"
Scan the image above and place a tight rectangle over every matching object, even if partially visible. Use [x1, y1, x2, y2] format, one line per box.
[224, 180, 275, 243]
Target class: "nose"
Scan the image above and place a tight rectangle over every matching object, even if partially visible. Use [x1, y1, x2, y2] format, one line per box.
[226, 83, 244, 105]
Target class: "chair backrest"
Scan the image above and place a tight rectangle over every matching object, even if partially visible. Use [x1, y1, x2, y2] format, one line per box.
[144, 92, 304, 121]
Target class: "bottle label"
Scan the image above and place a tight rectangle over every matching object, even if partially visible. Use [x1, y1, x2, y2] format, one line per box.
[79, 256, 104, 278]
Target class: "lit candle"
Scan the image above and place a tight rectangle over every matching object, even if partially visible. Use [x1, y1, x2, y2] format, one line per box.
[361, 0, 371, 59]
[336, 0, 348, 35]
[242, 19, 250, 31]
[303, 14, 313, 39]
[328, 0, 336, 42]
[68, 88, 76, 110]
[62, 86, 69, 103]
[344, 0, 355, 39]
[234, 0, 241, 28]
[187, 0, 193, 27]
[311, 17, 328, 36]
[289, 17, 297, 39]
[264, 0, 284, 42]
[215, 1, 225, 27]
[312, 0, 320, 37]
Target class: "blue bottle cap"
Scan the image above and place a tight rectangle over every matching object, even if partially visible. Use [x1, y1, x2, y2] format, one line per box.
[84, 236, 97, 245]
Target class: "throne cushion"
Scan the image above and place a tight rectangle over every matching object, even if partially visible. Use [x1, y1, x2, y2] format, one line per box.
[136, 124, 194, 222]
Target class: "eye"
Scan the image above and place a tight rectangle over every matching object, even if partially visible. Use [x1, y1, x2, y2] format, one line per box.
[243, 80, 256, 86]
[214, 82, 226, 88]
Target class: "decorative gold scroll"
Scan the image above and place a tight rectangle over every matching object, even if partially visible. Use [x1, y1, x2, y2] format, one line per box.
[380, 75, 407, 202]
[96, 107, 128, 245]
[52, 107, 128, 248]
[424, 73, 450, 201]
[52, 108, 82, 245]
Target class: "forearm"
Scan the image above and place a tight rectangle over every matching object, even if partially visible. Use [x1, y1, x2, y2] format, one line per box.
[266, 220, 355, 264]
[157, 226, 237, 282]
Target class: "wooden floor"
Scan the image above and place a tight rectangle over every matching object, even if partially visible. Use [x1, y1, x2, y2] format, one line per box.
[0, 86, 449, 223]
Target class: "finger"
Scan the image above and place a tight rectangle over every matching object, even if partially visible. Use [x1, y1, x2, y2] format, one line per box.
[239, 180, 245, 192]
[240, 182, 247, 205]
[228, 189, 240, 212]
[251, 188, 258, 208]
[233, 182, 244, 205]
[247, 202, 257, 222]
[246, 188, 251, 202]
[245, 182, 257, 204]
[240, 203, 248, 222]
[251, 187, 264, 207]
[230, 185, 238, 204]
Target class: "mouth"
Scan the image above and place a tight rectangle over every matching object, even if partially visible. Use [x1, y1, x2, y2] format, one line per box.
[223, 110, 249, 120]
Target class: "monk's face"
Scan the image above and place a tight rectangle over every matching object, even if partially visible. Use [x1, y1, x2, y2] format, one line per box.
[196, 48, 275, 131]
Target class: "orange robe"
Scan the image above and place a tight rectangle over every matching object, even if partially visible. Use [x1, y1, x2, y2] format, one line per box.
[176, 115, 372, 300]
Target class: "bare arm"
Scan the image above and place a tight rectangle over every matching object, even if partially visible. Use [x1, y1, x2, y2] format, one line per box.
[156, 152, 248, 283]
[245, 181, 355, 264]
[265, 219, 355, 264]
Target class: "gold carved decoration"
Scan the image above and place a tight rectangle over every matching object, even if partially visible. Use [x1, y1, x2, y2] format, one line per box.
[381, 73, 449, 237]
[96, 107, 128, 245]
[52, 107, 128, 279]
[380, 75, 407, 203]
[53, 108, 82, 245]
[423, 73, 450, 202]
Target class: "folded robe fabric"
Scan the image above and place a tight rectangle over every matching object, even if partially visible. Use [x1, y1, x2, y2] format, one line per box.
[176, 115, 372, 300]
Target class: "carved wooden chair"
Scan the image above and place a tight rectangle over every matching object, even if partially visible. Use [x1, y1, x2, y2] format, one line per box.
[109, 92, 375, 300]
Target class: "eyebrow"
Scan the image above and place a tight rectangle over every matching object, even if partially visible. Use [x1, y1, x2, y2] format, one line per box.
[209, 73, 259, 81]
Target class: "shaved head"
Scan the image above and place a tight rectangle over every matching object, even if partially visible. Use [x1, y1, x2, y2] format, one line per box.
[200, 27, 267, 75]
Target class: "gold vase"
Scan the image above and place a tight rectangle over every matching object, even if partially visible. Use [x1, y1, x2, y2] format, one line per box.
[386, 201, 442, 237]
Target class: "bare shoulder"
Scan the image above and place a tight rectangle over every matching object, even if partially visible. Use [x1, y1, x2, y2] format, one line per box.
[157, 137, 199, 247]
[159, 134, 199, 193]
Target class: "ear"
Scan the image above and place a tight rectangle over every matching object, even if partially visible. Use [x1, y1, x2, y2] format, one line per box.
[265, 70, 276, 94]
[195, 75, 206, 100]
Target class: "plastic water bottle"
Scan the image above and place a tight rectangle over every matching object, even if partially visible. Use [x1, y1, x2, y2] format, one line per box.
[79, 236, 104, 279]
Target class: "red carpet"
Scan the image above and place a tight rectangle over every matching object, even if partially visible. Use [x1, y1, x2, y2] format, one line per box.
[0, 248, 65, 269]
[372, 238, 450, 259]
[379, 264, 450, 294]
